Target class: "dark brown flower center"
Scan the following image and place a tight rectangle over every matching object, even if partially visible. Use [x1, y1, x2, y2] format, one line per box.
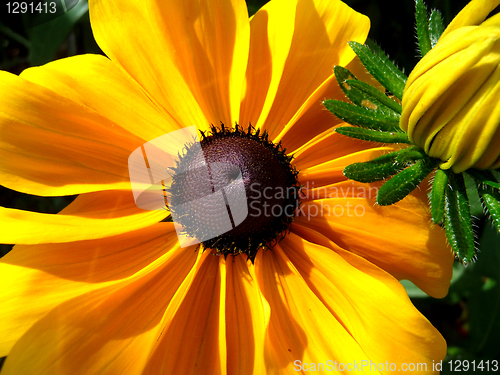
[168, 125, 300, 260]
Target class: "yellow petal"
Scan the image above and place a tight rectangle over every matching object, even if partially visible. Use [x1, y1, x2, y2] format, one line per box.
[280, 57, 379, 151]
[263, 0, 369, 141]
[1, 243, 200, 375]
[0, 223, 182, 356]
[0, 71, 142, 196]
[0, 190, 167, 244]
[441, 0, 500, 39]
[20, 54, 182, 142]
[143, 253, 226, 375]
[433, 61, 500, 171]
[282, 230, 447, 371]
[239, 0, 297, 129]
[255, 244, 371, 373]
[408, 26, 499, 84]
[90, 0, 249, 128]
[225, 256, 270, 375]
[295, 180, 453, 298]
[482, 12, 500, 28]
[292, 127, 390, 171]
[297, 146, 396, 188]
[403, 28, 499, 148]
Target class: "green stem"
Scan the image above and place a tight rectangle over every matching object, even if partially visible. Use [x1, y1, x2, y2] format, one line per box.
[0, 23, 31, 49]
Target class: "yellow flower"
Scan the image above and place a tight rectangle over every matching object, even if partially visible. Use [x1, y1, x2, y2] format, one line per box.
[401, 0, 500, 173]
[0, 0, 453, 374]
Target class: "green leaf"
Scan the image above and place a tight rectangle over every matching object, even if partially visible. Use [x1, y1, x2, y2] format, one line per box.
[431, 168, 449, 225]
[333, 66, 402, 116]
[349, 41, 407, 100]
[0, 22, 31, 49]
[393, 146, 427, 163]
[463, 172, 484, 218]
[478, 185, 500, 233]
[428, 9, 444, 48]
[463, 225, 500, 359]
[365, 39, 408, 86]
[334, 66, 360, 102]
[323, 100, 401, 131]
[343, 151, 407, 183]
[468, 169, 500, 189]
[23, 0, 67, 28]
[27, 0, 89, 66]
[415, 0, 432, 57]
[336, 126, 410, 144]
[343, 146, 428, 184]
[346, 79, 403, 114]
[444, 173, 476, 264]
[343, 146, 427, 183]
[376, 157, 438, 206]
[365, 39, 391, 60]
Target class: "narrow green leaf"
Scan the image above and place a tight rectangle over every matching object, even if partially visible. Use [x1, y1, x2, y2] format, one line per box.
[365, 39, 408, 85]
[478, 185, 500, 233]
[365, 39, 391, 60]
[468, 169, 500, 189]
[377, 158, 438, 206]
[334, 66, 361, 104]
[431, 168, 449, 225]
[444, 173, 476, 264]
[345, 80, 402, 114]
[463, 172, 483, 217]
[415, 0, 432, 57]
[428, 9, 444, 48]
[333, 65, 402, 116]
[343, 146, 426, 183]
[349, 41, 407, 100]
[336, 127, 410, 144]
[343, 152, 407, 183]
[0, 22, 31, 48]
[394, 146, 427, 163]
[323, 100, 400, 131]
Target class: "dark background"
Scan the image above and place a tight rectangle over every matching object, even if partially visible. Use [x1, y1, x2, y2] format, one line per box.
[1, 0, 499, 372]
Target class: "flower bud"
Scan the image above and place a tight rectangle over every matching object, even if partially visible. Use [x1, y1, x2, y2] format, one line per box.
[400, 0, 500, 173]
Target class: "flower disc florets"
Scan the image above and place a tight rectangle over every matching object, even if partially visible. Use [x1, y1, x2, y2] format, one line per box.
[168, 124, 300, 260]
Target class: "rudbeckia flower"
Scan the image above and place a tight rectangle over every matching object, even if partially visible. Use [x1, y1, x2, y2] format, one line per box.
[0, 0, 453, 374]
[400, 0, 500, 173]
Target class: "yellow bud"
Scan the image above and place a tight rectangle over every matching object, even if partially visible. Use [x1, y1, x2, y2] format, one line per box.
[400, 0, 500, 173]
